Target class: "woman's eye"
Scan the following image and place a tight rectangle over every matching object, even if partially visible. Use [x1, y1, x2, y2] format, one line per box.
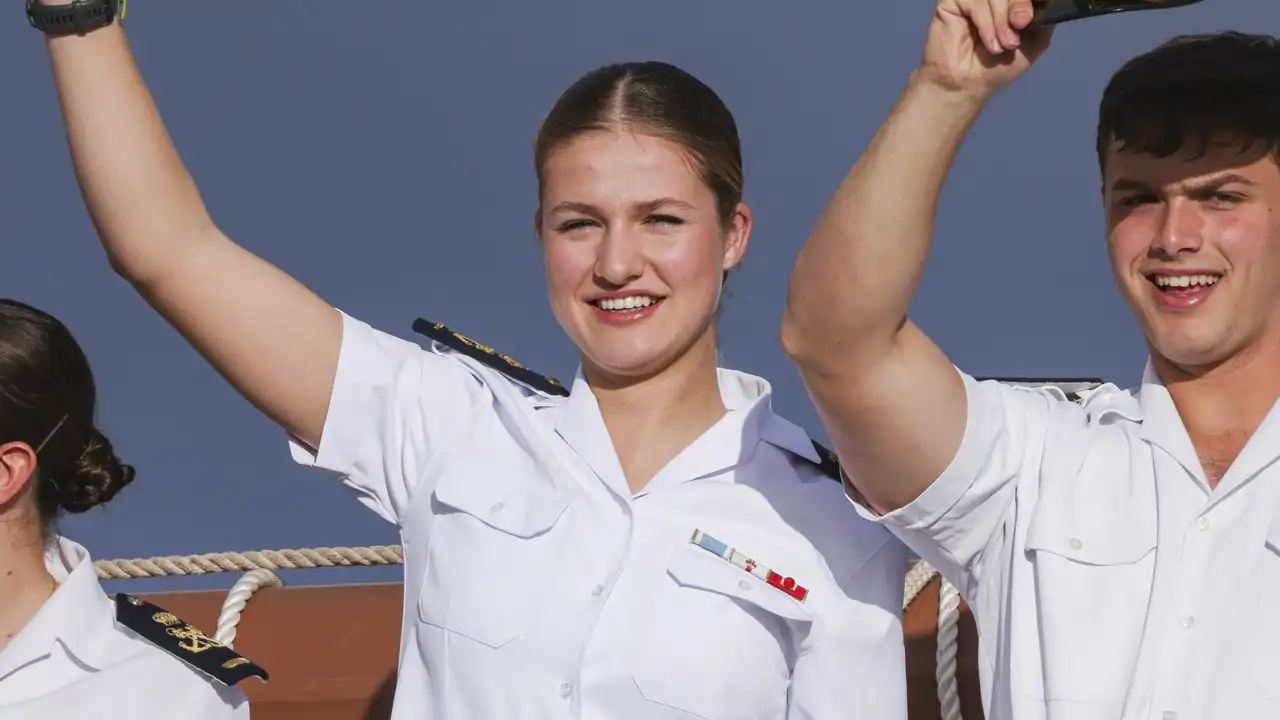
[558, 219, 595, 232]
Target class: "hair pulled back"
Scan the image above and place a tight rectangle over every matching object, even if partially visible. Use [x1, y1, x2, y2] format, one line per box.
[0, 299, 134, 526]
[535, 61, 744, 227]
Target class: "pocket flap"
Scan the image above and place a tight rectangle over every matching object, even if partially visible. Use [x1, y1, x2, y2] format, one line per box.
[1266, 512, 1280, 554]
[1025, 502, 1156, 565]
[433, 469, 567, 538]
[667, 544, 814, 623]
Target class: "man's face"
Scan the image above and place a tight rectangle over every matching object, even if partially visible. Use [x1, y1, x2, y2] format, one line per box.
[1104, 142, 1280, 372]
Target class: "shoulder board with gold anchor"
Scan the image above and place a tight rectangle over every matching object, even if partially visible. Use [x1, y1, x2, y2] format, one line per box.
[114, 594, 268, 686]
[411, 318, 570, 398]
[809, 440, 843, 483]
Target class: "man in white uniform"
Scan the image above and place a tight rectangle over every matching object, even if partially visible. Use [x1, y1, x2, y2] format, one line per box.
[780, 0, 1280, 718]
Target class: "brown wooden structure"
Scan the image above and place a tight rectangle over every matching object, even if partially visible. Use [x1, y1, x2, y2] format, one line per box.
[135, 574, 983, 720]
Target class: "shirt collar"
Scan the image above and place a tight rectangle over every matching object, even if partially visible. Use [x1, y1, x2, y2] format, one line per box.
[552, 366, 819, 497]
[0, 537, 117, 680]
[1137, 357, 1280, 493]
[1136, 358, 1209, 484]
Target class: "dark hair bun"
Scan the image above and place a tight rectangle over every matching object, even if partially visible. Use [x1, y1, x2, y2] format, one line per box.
[59, 428, 136, 514]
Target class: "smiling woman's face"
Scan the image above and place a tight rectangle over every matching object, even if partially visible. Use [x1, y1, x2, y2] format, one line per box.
[537, 129, 749, 383]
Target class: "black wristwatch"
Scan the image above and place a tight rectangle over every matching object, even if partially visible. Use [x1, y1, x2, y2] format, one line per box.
[26, 0, 124, 36]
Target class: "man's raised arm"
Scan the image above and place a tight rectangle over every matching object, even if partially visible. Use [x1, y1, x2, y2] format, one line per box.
[781, 0, 1052, 513]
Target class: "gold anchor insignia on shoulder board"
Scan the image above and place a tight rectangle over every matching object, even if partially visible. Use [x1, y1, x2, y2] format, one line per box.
[166, 624, 223, 654]
[114, 593, 268, 685]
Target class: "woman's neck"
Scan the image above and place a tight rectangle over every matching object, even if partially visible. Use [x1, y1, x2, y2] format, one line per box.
[589, 335, 727, 494]
[0, 528, 58, 651]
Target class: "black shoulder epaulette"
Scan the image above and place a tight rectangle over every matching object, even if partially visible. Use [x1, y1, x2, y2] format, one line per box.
[114, 593, 268, 687]
[974, 377, 1106, 403]
[411, 318, 570, 397]
[809, 441, 842, 483]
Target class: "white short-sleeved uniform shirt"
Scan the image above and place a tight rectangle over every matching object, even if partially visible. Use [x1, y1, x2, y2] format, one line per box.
[0, 538, 251, 720]
[290, 313, 908, 720]
[852, 364, 1280, 720]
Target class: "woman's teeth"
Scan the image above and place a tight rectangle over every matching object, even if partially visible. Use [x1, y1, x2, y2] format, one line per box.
[596, 296, 657, 311]
[1153, 274, 1220, 289]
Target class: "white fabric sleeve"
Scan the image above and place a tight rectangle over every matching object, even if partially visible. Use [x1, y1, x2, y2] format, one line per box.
[288, 311, 490, 525]
[849, 371, 1060, 600]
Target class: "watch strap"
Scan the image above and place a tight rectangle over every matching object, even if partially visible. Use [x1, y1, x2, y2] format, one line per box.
[26, 0, 122, 35]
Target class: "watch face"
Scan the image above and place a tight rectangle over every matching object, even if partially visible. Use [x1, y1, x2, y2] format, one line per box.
[1030, 0, 1209, 26]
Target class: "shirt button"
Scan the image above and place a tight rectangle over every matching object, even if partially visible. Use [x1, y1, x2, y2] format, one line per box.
[489, 501, 504, 513]
[738, 580, 752, 591]
[1162, 711, 1177, 720]
[590, 584, 604, 597]
[1181, 615, 1195, 629]
[1197, 517, 1210, 531]
[558, 682, 573, 698]
[1068, 537, 1083, 550]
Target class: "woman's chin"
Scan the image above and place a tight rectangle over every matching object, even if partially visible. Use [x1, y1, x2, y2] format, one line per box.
[581, 348, 678, 386]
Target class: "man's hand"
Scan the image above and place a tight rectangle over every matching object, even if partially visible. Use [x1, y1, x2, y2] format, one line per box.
[918, 0, 1054, 100]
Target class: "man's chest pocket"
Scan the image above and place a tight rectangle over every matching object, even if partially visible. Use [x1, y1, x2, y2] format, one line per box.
[633, 544, 814, 720]
[417, 468, 569, 649]
[1023, 509, 1156, 708]
[1245, 515, 1280, 707]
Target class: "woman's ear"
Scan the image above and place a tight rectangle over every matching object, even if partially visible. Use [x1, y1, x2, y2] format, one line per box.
[722, 202, 752, 272]
[0, 442, 38, 507]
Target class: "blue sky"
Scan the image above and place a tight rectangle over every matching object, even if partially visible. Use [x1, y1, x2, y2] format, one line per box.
[2, 0, 1274, 594]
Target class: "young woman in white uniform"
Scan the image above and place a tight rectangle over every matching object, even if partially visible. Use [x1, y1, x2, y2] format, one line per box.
[0, 299, 264, 719]
[32, 5, 908, 718]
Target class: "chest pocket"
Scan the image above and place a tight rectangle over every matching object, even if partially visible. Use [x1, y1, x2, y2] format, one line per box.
[1247, 512, 1280, 706]
[417, 466, 568, 649]
[633, 543, 814, 720]
[1023, 496, 1156, 708]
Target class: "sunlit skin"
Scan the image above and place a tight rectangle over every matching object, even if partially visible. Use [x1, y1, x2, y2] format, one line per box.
[536, 130, 750, 387]
[1105, 142, 1280, 486]
[1105, 143, 1280, 379]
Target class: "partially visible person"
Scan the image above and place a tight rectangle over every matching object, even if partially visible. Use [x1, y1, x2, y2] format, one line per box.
[0, 299, 264, 719]
[782, 0, 1280, 717]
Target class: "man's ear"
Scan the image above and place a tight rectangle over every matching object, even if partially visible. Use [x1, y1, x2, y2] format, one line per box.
[0, 442, 38, 507]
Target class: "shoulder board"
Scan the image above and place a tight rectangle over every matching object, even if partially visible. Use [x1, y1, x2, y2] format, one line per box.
[411, 318, 570, 397]
[974, 377, 1106, 403]
[809, 440, 842, 483]
[114, 593, 268, 687]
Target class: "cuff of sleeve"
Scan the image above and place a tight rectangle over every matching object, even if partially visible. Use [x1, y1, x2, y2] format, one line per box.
[848, 371, 993, 532]
[287, 311, 384, 476]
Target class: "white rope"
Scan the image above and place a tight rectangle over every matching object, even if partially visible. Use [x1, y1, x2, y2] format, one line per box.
[215, 569, 284, 648]
[95, 545, 405, 579]
[903, 560, 964, 720]
[935, 575, 964, 720]
[903, 559, 939, 610]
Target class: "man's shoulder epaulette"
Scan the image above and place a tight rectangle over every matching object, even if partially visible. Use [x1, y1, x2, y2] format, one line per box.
[411, 318, 570, 397]
[809, 441, 842, 483]
[974, 377, 1106, 403]
[114, 593, 268, 687]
